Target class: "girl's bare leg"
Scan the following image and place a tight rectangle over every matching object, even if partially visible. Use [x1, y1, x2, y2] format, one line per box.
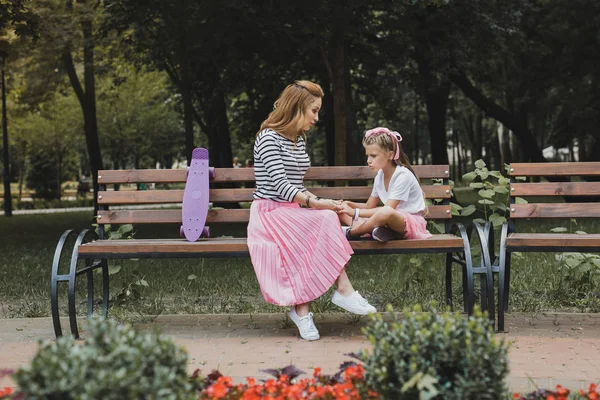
[350, 206, 406, 236]
[339, 213, 353, 226]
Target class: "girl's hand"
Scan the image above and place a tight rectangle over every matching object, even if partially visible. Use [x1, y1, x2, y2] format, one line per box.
[311, 198, 342, 212]
[338, 203, 354, 216]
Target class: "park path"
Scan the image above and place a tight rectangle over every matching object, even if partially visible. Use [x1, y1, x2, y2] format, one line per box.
[1, 312, 599, 395]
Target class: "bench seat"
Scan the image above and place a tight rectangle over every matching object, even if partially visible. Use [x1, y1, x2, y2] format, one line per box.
[77, 235, 465, 259]
[506, 233, 600, 251]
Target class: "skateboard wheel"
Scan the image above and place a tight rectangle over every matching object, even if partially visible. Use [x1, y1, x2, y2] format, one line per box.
[201, 226, 210, 238]
[180, 225, 184, 237]
[209, 167, 215, 179]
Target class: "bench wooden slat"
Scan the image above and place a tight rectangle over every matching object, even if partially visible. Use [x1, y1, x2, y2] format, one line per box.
[77, 234, 463, 257]
[507, 233, 600, 248]
[510, 162, 600, 177]
[98, 185, 451, 205]
[511, 182, 600, 197]
[510, 203, 600, 218]
[98, 165, 450, 184]
[97, 205, 452, 224]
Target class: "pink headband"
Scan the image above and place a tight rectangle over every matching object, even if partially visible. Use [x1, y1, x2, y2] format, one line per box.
[365, 127, 403, 160]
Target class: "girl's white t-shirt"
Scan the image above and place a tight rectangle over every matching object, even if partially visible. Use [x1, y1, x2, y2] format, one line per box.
[371, 165, 426, 214]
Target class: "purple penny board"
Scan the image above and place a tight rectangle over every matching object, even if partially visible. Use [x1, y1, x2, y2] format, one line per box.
[182, 148, 210, 241]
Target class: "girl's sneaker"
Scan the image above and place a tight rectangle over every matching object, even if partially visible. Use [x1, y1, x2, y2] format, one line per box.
[289, 307, 320, 341]
[332, 291, 377, 315]
[371, 226, 400, 243]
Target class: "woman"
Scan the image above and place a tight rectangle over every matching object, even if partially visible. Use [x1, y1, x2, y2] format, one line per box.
[247, 80, 376, 341]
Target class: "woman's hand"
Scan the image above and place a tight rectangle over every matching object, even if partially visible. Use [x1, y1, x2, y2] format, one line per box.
[311, 197, 343, 212]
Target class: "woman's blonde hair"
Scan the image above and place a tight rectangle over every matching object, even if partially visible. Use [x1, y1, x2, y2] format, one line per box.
[258, 80, 324, 141]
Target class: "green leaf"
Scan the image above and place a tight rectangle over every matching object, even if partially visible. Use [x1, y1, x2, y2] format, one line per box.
[450, 202, 463, 212]
[462, 171, 477, 182]
[575, 231, 587, 235]
[469, 182, 484, 189]
[187, 274, 197, 280]
[565, 258, 582, 268]
[428, 220, 445, 234]
[478, 189, 495, 199]
[494, 203, 508, 212]
[474, 159, 486, 169]
[119, 224, 134, 234]
[109, 232, 122, 240]
[515, 197, 528, 204]
[550, 227, 568, 233]
[498, 177, 510, 186]
[108, 265, 122, 275]
[478, 199, 494, 205]
[489, 214, 506, 228]
[493, 186, 509, 194]
[460, 205, 477, 216]
[473, 218, 487, 224]
[135, 279, 149, 287]
[476, 168, 489, 180]
[489, 171, 503, 179]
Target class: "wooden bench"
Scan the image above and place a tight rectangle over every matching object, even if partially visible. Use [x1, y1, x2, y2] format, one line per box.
[479, 162, 600, 331]
[50, 165, 480, 338]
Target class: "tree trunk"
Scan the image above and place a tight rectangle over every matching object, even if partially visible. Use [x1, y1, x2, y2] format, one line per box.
[451, 71, 546, 162]
[204, 90, 233, 168]
[1, 67, 12, 216]
[500, 123, 511, 166]
[322, 81, 335, 166]
[423, 82, 451, 165]
[64, 1, 103, 215]
[413, 98, 420, 164]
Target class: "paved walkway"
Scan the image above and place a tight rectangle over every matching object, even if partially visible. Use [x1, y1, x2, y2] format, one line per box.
[1, 312, 599, 395]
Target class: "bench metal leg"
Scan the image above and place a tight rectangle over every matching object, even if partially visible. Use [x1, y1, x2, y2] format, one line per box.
[445, 252, 453, 310]
[496, 222, 510, 331]
[101, 259, 109, 318]
[51, 229, 97, 339]
[473, 222, 496, 328]
[51, 230, 78, 338]
[448, 223, 476, 314]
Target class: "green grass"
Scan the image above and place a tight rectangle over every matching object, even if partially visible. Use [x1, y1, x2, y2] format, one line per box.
[0, 211, 598, 322]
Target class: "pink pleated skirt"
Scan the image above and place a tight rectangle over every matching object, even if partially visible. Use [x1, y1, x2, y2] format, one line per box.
[247, 199, 354, 306]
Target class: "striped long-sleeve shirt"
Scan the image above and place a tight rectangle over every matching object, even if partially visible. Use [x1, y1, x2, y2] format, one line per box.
[253, 128, 310, 202]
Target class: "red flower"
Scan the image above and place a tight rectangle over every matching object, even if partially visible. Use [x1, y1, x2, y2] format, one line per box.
[313, 367, 322, 378]
[206, 382, 228, 398]
[0, 387, 13, 398]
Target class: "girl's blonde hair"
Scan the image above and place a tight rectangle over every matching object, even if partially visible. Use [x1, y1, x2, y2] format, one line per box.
[362, 132, 418, 180]
[363, 130, 429, 216]
[258, 80, 324, 141]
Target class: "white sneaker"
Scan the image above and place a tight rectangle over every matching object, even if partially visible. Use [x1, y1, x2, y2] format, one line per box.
[332, 291, 377, 315]
[289, 307, 320, 341]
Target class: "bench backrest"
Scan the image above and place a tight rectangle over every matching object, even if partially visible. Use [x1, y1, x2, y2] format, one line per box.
[96, 165, 453, 234]
[509, 162, 600, 221]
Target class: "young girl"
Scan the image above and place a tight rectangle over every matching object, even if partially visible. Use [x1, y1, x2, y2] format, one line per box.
[339, 127, 432, 242]
[247, 81, 376, 341]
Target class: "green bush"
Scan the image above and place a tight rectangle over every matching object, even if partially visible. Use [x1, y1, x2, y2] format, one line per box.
[361, 305, 510, 400]
[13, 318, 195, 400]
